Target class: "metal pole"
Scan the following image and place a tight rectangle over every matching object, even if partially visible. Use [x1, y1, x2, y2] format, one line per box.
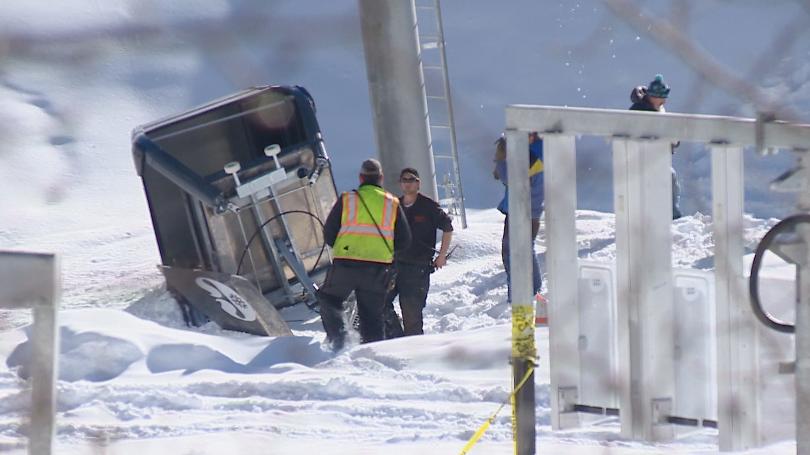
[30, 299, 59, 455]
[357, 0, 438, 201]
[796, 152, 810, 455]
[506, 129, 535, 455]
[798, 237, 810, 455]
[613, 139, 675, 441]
[0, 252, 59, 455]
[433, 0, 466, 228]
[248, 194, 293, 300]
[226, 161, 294, 302]
[542, 135, 580, 430]
[711, 145, 758, 451]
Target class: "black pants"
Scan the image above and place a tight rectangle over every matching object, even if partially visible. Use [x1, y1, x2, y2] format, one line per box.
[383, 262, 431, 337]
[317, 261, 391, 351]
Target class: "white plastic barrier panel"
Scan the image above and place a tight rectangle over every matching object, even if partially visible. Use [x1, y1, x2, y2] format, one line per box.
[574, 263, 719, 425]
[578, 261, 619, 410]
[672, 270, 717, 422]
[570, 263, 795, 444]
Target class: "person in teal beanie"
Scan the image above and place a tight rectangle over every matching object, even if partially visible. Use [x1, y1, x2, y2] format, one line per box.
[493, 131, 544, 301]
[629, 74, 683, 219]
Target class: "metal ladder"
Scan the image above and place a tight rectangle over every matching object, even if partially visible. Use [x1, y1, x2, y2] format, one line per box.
[415, 0, 467, 228]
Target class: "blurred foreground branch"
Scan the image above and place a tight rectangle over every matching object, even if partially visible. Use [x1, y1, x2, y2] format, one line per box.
[602, 0, 803, 122]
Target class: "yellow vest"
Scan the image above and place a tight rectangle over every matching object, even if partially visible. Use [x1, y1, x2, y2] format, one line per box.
[332, 185, 399, 264]
[529, 158, 543, 177]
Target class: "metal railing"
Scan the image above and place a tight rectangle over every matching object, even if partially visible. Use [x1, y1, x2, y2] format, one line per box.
[0, 251, 60, 455]
[505, 104, 810, 451]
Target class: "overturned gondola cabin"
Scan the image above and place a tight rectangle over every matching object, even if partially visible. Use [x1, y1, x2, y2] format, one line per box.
[132, 86, 336, 332]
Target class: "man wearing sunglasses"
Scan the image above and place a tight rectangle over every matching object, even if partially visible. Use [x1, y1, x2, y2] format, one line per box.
[383, 167, 454, 337]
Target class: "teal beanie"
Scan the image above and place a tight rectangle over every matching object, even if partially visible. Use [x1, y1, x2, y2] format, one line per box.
[647, 74, 670, 98]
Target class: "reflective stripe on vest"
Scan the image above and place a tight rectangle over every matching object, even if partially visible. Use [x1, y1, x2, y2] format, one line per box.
[332, 185, 399, 263]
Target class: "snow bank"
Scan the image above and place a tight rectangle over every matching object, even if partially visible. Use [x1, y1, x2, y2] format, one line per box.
[0, 210, 796, 454]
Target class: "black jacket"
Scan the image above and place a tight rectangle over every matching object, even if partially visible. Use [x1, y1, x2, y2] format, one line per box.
[630, 98, 658, 112]
[396, 193, 453, 265]
[322, 183, 412, 258]
[629, 88, 679, 150]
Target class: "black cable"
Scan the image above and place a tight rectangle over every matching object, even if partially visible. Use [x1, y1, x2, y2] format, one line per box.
[236, 209, 327, 278]
[749, 214, 810, 334]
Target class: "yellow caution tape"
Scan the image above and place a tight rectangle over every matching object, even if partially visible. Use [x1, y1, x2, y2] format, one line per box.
[459, 365, 534, 455]
[510, 384, 517, 452]
[511, 304, 536, 360]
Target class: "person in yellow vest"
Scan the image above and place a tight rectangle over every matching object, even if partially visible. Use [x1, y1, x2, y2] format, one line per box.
[318, 158, 411, 351]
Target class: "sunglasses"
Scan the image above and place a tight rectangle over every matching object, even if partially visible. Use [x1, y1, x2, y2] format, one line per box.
[400, 176, 419, 183]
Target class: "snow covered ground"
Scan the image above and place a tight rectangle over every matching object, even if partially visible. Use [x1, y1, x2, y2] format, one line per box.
[1, 0, 808, 453]
[0, 209, 798, 454]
